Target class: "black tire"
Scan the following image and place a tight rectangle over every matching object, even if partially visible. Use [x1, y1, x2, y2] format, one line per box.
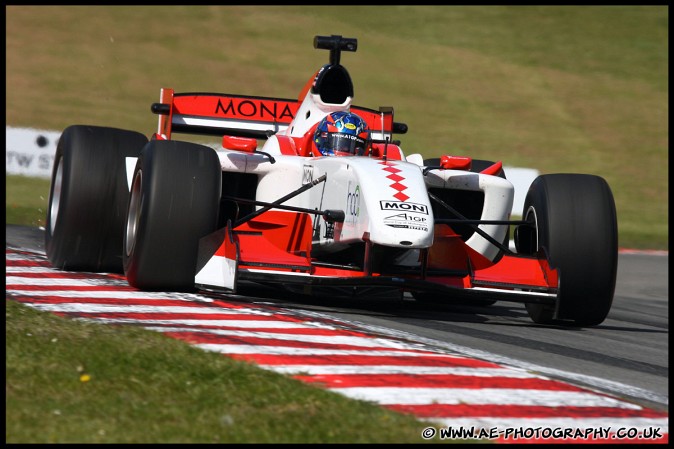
[45, 125, 148, 272]
[123, 140, 222, 291]
[516, 174, 618, 326]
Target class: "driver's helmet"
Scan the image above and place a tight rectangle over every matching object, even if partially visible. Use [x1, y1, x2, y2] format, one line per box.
[314, 111, 371, 156]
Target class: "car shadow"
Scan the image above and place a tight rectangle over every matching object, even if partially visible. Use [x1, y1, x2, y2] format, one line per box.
[206, 281, 530, 326]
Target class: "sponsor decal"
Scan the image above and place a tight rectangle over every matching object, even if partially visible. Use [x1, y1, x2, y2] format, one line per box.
[380, 200, 429, 215]
[385, 224, 428, 231]
[302, 165, 314, 185]
[214, 98, 295, 121]
[341, 133, 361, 141]
[383, 212, 428, 232]
[346, 182, 360, 220]
[385, 213, 427, 223]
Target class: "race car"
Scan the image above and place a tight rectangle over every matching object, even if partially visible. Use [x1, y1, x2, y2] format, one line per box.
[45, 35, 618, 327]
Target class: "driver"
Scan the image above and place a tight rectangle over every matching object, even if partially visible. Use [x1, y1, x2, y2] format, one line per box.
[313, 111, 371, 156]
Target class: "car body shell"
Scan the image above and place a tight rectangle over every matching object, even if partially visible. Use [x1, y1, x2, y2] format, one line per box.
[128, 38, 557, 306]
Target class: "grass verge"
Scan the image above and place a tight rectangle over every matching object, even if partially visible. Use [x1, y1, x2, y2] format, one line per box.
[5, 300, 451, 444]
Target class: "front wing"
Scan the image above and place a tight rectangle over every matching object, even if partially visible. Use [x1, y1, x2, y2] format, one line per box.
[195, 211, 558, 306]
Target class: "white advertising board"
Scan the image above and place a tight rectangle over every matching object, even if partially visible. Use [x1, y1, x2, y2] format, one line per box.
[6, 127, 61, 179]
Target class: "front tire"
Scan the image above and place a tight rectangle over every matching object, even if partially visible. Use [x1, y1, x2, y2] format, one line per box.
[123, 140, 222, 291]
[516, 174, 618, 326]
[45, 125, 148, 272]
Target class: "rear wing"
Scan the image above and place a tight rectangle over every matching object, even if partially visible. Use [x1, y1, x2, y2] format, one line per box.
[151, 88, 408, 143]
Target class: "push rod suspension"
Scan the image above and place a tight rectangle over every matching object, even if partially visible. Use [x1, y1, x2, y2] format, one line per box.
[428, 191, 521, 255]
[233, 174, 327, 228]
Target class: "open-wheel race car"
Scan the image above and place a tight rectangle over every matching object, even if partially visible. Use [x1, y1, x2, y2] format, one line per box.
[45, 35, 618, 327]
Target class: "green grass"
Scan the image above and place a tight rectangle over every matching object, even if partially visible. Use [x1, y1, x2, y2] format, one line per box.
[5, 175, 51, 229]
[5, 5, 668, 249]
[6, 300, 453, 444]
[4, 5, 668, 444]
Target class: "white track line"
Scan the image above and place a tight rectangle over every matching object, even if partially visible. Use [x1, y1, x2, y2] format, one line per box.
[81, 317, 332, 329]
[144, 326, 441, 349]
[262, 365, 536, 376]
[329, 387, 642, 408]
[195, 344, 453, 357]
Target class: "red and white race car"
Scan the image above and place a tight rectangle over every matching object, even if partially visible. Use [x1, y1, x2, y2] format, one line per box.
[45, 35, 618, 327]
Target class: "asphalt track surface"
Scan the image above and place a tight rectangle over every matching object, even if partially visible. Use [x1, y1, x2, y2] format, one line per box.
[6, 224, 668, 441]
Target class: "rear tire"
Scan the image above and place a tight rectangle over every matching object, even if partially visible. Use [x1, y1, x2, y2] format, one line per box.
[516, 174, 618, 326]
[123, 140, 222, 291]
[45, 125, 148, 272]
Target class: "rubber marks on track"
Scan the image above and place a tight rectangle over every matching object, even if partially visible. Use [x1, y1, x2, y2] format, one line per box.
[5, 248, 668, 444]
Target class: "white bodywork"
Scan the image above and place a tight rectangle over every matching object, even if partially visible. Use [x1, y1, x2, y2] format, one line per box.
[129, 84, 515, 263]
[235, 151, 514, 262]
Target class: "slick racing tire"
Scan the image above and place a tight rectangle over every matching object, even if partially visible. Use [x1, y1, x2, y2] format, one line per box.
[45, 125, 148, 272]
[515, 174, 618, 326]
[123, 140, 221, 291]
